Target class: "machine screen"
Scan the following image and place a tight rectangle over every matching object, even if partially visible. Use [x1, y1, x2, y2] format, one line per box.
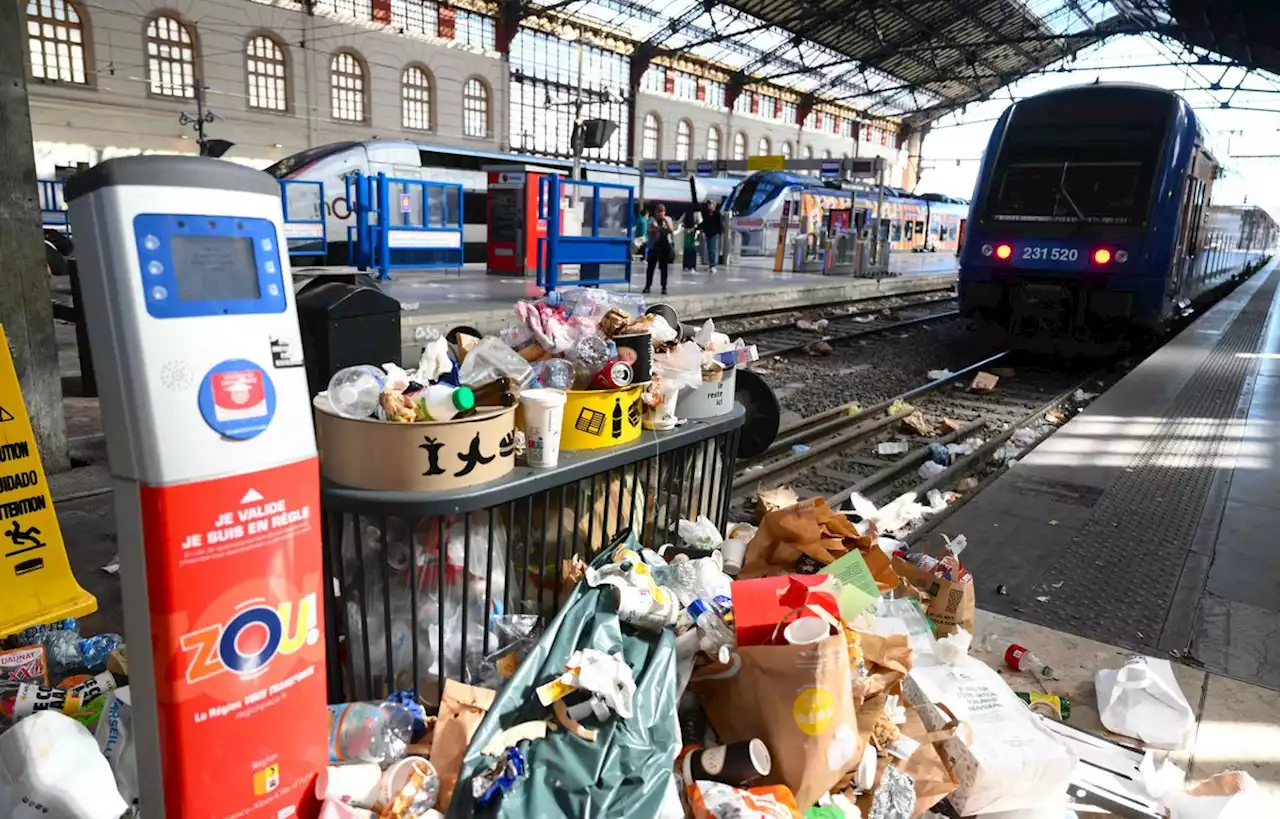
[170, 235, 261, 301]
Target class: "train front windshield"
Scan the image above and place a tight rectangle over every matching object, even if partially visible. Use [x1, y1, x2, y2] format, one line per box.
[981, 89, 1174, 234]
[264, 141, 359, 178]
[729, 176, 781, 215]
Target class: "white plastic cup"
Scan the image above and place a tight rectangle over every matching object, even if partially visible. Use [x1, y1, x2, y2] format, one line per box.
[718, 538, 747, 575]
[519, 388, 568, 468]
[644, 386, 682, 431]
[314, 763, 382, 807]
[783, 616, 831, 646]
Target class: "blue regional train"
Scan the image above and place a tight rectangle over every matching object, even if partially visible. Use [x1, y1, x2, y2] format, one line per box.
[959, 83, 1276, 354]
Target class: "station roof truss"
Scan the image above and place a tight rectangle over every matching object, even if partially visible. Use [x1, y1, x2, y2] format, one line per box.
[518, 0, 1280, 126]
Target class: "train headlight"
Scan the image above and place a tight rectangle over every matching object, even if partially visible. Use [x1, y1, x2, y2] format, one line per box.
[981, 243, 993, 257]
[1093, 248, 1112, 265]
[995, 244, 1013, 260]
[1116, 250, 1129, 263]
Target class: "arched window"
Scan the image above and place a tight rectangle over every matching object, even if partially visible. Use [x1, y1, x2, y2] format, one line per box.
[146, 14, 195, 98]
[26, 0, 87, 85]
[330, 51, 366, 121]
[733, 132, 746, 161]
[822, 149, 832, 159]
[642, 113, 661, 160]
[706, 126, 720, 161]
[675, 119, 692, 161]
[463, 77, 489, 137]
[803, 145, 814, 160]
[780, 141, 792, 160]
[246, 34, 287, 112]
[757, 136, 771, 156]
[401, 64, 432, 130]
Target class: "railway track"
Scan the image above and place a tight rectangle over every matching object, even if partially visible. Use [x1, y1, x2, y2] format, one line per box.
[732, 351, 1108, 532]
[708, 289, 959, 358]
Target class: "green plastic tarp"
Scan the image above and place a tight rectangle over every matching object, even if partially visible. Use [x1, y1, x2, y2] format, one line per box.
[446, 544, 682, 819]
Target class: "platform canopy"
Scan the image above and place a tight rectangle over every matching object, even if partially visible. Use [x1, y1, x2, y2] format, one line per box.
[544, 0, 1280, 125]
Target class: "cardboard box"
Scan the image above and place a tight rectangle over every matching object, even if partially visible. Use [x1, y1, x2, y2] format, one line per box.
[969, 372, 999, 393]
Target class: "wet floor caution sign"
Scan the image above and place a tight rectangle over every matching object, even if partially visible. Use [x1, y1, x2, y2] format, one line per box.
[0, 325, 96, 636]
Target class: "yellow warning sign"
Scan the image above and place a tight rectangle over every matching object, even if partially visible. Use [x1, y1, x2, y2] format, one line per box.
[0, 325, 96, 636]
[747, 154, 787, 172]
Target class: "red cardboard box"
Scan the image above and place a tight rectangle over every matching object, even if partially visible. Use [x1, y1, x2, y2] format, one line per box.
[730, 575, 842, 647]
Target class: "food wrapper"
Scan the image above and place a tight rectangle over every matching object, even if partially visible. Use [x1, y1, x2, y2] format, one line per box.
[0, 645, 48, 686]
[620, 313, 656, 335]
[379, 389, 417, 424]
[598, 307, 632, 338]
[868, 765, 916, 819]
[686, 780, 802, 819]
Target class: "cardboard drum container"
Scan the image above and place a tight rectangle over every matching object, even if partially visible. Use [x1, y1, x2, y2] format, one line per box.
[677, 367, 737, 420]
[560, 385, 645, 451]
[314, 397, 517, 491]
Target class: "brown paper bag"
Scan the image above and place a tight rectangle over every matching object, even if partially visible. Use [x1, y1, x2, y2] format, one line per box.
[742, 498, 899, 592]
[890, 556, 975, 636]
[898, 702, 961, 817]
[430, 680, 497, 809]
[692, 630, 859, 808]
[858, 632, 913, 699]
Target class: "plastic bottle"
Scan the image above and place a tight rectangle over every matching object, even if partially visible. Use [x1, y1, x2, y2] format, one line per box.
[688, 599, 736, 656]
[327, 701, 415, 764]
[419, 383, 476, 421]
[532, 358, 575, 391]
[983, 635, 1053, 677]
[458, 337, 534, 390]
[327, 365, 385, 419]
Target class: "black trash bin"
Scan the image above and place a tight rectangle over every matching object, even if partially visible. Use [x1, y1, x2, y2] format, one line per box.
[295, 280, 401, 397]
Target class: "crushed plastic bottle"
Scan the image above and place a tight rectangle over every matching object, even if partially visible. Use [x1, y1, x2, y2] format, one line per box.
[458, 337, 534, 390]
[327, 365, 386, 419]
[688, 598, 736, 657]
[327, 700, 415, 764]
[532, 358, 575, 391]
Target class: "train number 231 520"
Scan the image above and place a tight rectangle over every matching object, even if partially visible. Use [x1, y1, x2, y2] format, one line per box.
[1022, 246, 1079, 261]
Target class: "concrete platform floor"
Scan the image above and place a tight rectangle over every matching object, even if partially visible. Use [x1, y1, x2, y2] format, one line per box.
[294, 253, 959, 343]
[932, 260, 1280, 693]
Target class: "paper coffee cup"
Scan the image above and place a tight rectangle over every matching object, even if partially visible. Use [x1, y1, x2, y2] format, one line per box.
[681, 739, 772, 787]
[519, 388, 568, 468]
[643, 386, 681, 430]
[783, 616, 830, 646]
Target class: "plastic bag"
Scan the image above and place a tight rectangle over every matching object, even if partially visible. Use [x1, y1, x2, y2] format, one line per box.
[0, 710, 129, 818]
[1141, 753, 1260, 819]
[458, 337, 534, 390]
[1096, 655, 1194, 749]
[414, 327, 456, 383]
[677, 516, 723, 550]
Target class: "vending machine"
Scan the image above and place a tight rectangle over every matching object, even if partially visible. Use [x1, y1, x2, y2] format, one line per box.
[67, 155, 326, 818]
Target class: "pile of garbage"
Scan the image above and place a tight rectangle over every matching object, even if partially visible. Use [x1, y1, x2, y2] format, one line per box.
[317, 286, 758, 449]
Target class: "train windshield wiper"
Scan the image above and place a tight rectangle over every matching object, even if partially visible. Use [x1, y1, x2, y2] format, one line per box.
[1056, 163, 1087, 223]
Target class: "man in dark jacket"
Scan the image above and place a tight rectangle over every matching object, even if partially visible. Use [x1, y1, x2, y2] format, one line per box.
[699, 199, 724, 273]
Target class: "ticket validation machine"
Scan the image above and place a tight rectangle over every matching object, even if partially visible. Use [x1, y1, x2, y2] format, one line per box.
[66, 156, 326, 819]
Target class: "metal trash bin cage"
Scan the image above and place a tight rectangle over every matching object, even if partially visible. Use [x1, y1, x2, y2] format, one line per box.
[321, 406, 745, 705]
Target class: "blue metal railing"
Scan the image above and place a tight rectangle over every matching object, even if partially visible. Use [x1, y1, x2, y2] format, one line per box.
[280, 179, 327, 261]
[535, 173, 634, 292]
[343, 172, 464, 280]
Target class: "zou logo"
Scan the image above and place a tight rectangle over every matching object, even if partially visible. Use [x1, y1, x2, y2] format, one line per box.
[179, 594, 320, 683]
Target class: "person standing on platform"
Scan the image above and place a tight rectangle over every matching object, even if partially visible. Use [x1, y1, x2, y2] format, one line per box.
[633, 204, 649, 260]
[681, 211, 700, 272]
[700, 199, 724, 273]
[644, 203, 675, 295]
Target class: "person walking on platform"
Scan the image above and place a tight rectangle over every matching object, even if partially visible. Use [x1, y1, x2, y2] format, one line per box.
[700, 199, 724, 273]
[681, 211, 700, 272]
[633, 204, 649, 260]
[644, 203, 675, 295]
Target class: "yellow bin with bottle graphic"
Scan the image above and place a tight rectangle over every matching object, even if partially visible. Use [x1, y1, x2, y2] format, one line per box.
[560, 385, 645, 451]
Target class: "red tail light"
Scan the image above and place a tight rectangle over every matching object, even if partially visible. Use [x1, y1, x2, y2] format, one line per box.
[1093, 248, 1112, 265]
[995, 244, 1013, 260]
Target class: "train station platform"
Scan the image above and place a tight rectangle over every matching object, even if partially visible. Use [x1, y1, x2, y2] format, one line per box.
[932, 258, 1280, 691]
[294, 253, 958, 347]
